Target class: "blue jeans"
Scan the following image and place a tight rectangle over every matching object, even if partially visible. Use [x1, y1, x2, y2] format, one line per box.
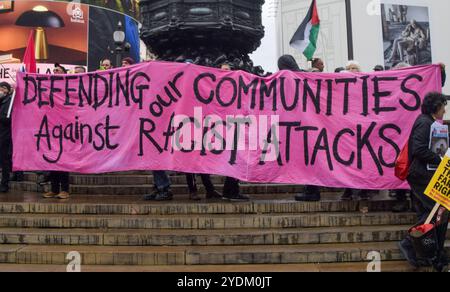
[153, 171, 170, 191]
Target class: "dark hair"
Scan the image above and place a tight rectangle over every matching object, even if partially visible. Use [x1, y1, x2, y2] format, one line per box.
[54, 63, 67, 73]
[334, 67, 345, 73]
[421, 92, 447, 115]
[312, 58, 322, 67]
[373, 65, 385, 71]
[278, 55, 301, 72]
[122, 57, 135, 65]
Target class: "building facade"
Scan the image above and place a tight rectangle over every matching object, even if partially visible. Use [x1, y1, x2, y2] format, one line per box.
[274, 0, 450, 82]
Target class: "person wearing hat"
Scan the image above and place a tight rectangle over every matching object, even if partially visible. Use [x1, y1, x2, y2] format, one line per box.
[373, 65, 385, 71]
[53, 63, 67, 74]
[0, 82, 14, 192]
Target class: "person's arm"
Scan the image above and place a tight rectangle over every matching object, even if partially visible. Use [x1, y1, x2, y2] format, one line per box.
[410, 121, 442, 165]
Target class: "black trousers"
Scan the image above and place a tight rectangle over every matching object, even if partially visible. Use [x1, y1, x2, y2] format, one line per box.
[410, 183, 449, 257]
[223, 177, 240, 196]
[0, 132, 11, 187]
[50, 171, 70, 193]
[185, 173, 215, 194]
[305, 185, 320, 194]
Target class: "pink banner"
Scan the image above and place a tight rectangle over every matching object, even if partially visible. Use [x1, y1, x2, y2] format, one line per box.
[12, 62, 442, 189]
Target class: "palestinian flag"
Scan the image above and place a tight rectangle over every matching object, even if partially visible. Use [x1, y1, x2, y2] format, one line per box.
[289, 0, 320, 61]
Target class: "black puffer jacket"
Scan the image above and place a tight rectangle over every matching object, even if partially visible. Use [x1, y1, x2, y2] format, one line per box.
[407, 114, 442, 186]
[0, 93, 12, 141]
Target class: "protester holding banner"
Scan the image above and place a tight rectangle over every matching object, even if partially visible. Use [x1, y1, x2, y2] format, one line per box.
[218, 61, 249, 202]
[43, 64, 71, 200]
[277, 55, 305, 72]
[340, 61, 371, 201]
[390, 63, 413, 212]
[74, 66, 87, 74]
[399, 92, 449, 268]
[311, 58, 325, 72]
[122, 57, 135, 67]
[0, 82, 14, 192]
[277, 55, 321, 202]
[185, 173, 222, 201]
[392, 62, 447, 213]
[100, 58, 113, 71]
[345, 60, 362, 73]
[143, 171, 173, 201]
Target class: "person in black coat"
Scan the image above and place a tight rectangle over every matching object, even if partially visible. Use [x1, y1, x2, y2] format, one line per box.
[0, 82, 14, 192]
[399, 92, 449, 269]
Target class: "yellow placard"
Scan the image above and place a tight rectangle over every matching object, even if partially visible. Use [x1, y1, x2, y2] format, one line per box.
[424, 151, 450, 211]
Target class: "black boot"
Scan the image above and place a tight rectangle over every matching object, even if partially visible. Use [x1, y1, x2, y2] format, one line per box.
[398, 236, 419, 268]
[341, 189, 353, 201]
[295, 185, 321, 202]
[10, 172, 24, 182]
[0, 185, 9, 193]
[356, 189, 370, 201]
[295, 193, 320, 202]
[206, 190, 222, 199]
[37, 172, 50, 185]
[224, 193, 250, 202]
[143, 189, 159, 201]
[154, 188, 173, 201]
[223, 178, 248, 201]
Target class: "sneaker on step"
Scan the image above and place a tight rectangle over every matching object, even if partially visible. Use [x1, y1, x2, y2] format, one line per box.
[341, 189, 353, 201]
[143, 190, 159, 201]
[43, 192, 58, 198]
[189, 191, 201, 201]
[155, 190, 173, 201]
[10, 173, 24, 182]
[57, 191, 70, 199]
[223, 193, 249, 202]
[206, 190, 222, 199]
[358, 191, 371, 201]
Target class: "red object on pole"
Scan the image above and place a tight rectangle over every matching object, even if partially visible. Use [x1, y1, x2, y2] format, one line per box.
[22, 30, 37, 73]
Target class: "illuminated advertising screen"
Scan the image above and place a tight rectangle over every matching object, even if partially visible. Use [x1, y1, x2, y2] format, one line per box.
[0, 0, 140, 83]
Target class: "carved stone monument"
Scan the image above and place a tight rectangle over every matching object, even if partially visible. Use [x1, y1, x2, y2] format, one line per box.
[140, 0, 265, 74]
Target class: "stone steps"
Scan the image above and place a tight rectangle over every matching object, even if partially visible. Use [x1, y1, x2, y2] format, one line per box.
[0, 261, 428, 272]
[21, 173, 225, 186]
[1, 225, 438, 246]
[2, 242, 449, 265]
[0, 194, 404, 215]
[0, 212, 417, 229]
[18, 173, 347, 192]
[0, 193, 434, 271]
[10, 181, 314, 195]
